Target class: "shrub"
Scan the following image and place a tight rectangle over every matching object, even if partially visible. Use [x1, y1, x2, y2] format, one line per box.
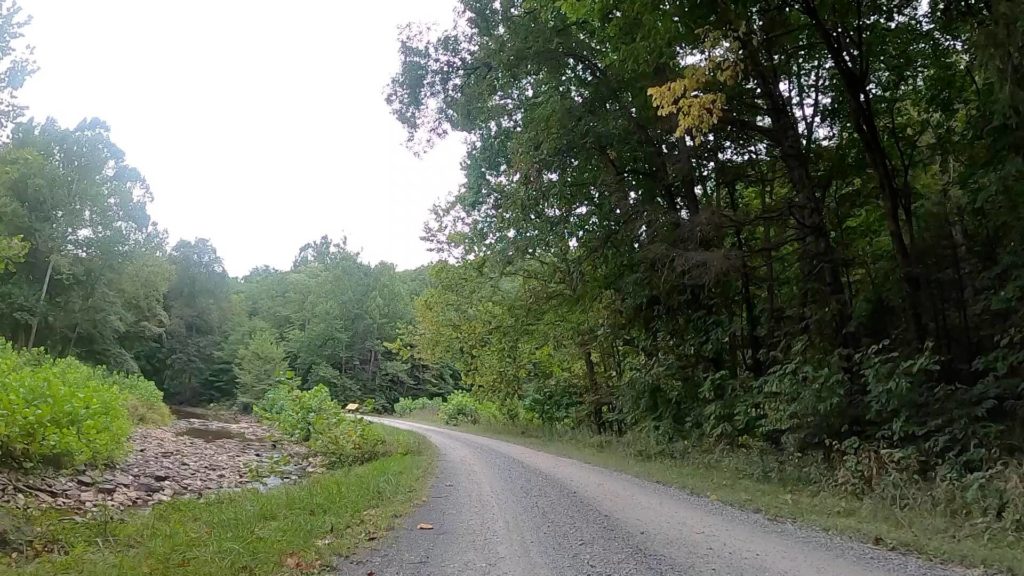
[254, 381, 390, 468]
[254, 382, 340, 442]
[360, 398, 376, 414]
[393, 396, 442, 417]
[0, 344, 133, 469]
[522, 380, 581, 426]
[104, 372, 172, 426]
[439, 391, 480, 426]
[308, 417, 387, 467]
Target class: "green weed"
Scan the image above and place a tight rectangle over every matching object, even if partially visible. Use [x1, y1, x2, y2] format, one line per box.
[0, 428, 434, 576]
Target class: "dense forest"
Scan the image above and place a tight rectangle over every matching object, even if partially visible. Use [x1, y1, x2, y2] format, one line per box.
[1, 156, 457, 408]
[3, 0, 1023, 482]
[0, 4, 457, 411]
[387, 0, 1024, 476]
[3, 1, 1024, 572]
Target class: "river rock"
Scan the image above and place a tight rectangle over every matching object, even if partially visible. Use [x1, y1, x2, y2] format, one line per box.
[133, 482, 162, 494]
[0, 414, 316, 517]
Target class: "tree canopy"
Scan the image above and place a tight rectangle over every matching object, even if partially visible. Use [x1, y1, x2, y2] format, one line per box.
[388, 0, 1024, 467]
[2, 0, 1022, 476]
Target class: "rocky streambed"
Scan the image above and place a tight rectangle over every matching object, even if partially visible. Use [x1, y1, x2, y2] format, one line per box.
[0, 408, 321, 514]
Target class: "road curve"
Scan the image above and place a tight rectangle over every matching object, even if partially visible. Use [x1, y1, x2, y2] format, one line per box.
[336, 419, 962, 576]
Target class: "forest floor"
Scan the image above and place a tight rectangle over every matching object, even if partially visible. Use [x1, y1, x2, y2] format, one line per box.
[390, 415, 1019, 576]
[0, 422, 434, 576]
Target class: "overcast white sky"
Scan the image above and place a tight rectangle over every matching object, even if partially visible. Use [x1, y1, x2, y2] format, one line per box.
[17, 1, 464, 276]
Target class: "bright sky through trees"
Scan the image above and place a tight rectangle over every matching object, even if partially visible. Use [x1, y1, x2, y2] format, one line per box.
[16, 1, 464, 276]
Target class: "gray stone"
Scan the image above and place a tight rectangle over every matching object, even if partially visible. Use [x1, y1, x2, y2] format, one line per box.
[134, 482, 162, 494]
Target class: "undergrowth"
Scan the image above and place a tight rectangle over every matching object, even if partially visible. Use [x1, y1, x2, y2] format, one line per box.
[0, 427, 433, 576]
[0, 340, 170, 469]
[256, 379, 396, 467]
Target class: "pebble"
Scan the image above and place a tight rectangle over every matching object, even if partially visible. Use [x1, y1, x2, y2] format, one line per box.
[0, 416, 322, 516]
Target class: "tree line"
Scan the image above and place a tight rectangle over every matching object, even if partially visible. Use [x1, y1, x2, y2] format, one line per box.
[0, 0, 456, 408]
[4, 0, 1022, 478]
[390, 0, 1024, 472]
[1, 141, 456, 406]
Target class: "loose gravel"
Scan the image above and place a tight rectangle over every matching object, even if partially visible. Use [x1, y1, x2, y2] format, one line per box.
[337, 419, 971, 576]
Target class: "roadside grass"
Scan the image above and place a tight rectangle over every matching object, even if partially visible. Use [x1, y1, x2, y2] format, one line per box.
[0, 425, 434, 576]
[403, 412, 1022, 575]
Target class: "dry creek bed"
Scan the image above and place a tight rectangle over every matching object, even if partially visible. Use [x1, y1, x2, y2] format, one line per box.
[0, 408, 322, 516]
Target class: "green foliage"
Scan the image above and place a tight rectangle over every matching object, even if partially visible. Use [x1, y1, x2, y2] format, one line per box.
[0, 235, 26, 272]
[215, 240, 453, 409]
[0, 106, 449, 411]
[388, 0, 1024, 492]
[254, 382, 339, 443]
[0, 117, 168, 370]
[254, 380, 389, 468]
[151, 239, 232, 405]
[0, 0, 33, 134]
[393, 396, 442, 417]
[438, 391, 481, 426]
[0, 342, 132, 469]
[232, 332, 287, 410]
[103, 372, 171, 427]
[522, 380, 581, 427]
[308, 417, 386, 467]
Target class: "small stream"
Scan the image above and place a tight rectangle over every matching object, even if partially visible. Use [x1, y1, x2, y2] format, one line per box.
[168, 406, 309, 491]
[169, 405, 240, 423]
[175, 427, 250, 442]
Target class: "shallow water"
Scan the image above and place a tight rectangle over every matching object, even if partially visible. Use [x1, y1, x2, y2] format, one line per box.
[173, 427, 250, 442]
[169, 405, 238, 423]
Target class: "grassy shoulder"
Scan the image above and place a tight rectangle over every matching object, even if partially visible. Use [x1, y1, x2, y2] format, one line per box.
[405, 413, 1021, 575]
[0, 425, 434, 576]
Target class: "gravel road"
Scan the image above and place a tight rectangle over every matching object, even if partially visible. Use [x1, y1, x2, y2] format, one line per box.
[337, 419, 965, 576]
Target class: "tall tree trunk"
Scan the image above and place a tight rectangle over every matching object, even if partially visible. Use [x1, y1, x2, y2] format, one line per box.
[27, 255, 55, 349]
[668, 133, 701, 217]
[66, 322, 80, 357]
[728, 18, 852, 346]
[726, 180, 764, 376]
[799, 0, 926, 344]
[759, 181, 778, 331]
[582, 346, 606, 434]
[946, 207, 973, 358]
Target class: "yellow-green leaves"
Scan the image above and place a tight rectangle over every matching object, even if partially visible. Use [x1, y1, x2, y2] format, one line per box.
[0, 234, 28, 272]
[648, 76, 726, 142]
[647, 38, 741, 143]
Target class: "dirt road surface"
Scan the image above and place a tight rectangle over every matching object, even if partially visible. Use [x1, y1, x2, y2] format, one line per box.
[337, 419, 964, 576]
